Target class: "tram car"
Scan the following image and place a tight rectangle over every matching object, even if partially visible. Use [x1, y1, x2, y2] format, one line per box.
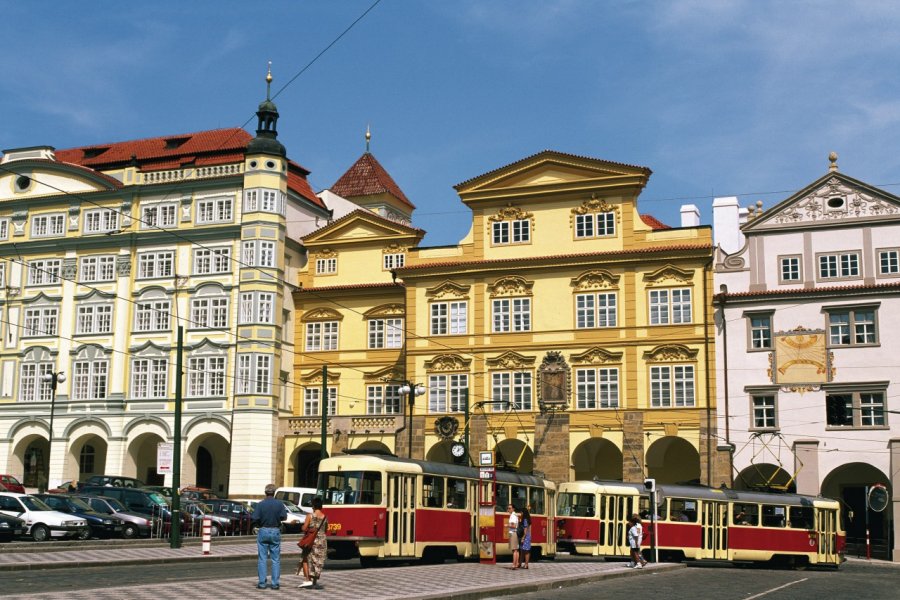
[316, 453, 556, 565]
[555, 480, 844, 568]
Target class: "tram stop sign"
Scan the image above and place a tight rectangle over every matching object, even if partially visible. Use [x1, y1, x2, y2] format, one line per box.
[868, 484, 889, 512]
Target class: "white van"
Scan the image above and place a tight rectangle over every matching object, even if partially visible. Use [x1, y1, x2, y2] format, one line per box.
[274, 487, 317, 514]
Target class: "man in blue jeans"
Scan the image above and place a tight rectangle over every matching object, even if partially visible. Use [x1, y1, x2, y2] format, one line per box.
[254, 483, 287, 589]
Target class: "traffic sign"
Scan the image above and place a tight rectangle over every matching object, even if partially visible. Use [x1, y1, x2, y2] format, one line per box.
[868, 484, 889, 512]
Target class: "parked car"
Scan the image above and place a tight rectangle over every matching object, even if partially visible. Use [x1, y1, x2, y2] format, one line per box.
[179, 486, 221, 502]
[77, 495, 156, 539]
[0, 475, 26, 494]
[181, 501, 238, 536]
[204, 498, 253, 534]
[240, 498, 305, 533]
[34, 494, 124, 540]
[274, 487, 316, 513]
[142, 486, 174, 502]
[79, 475, 145, 489]
[0, 512, 26, 542]
[0, 492, 88, 541]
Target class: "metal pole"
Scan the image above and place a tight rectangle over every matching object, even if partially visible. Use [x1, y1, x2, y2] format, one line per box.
[44, 376, 58, 493]
[320, 365, 328, 460]
[408, 382, 414, 459]
[864, 485, 871, 560]
[463, 388, 470, 466]
[170, 326, 183, 549]
[651, 490, 658, 563]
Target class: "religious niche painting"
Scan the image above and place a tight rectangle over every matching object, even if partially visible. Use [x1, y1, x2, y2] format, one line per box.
[771, 326, 832, 385]
[537, 351, 570, 412]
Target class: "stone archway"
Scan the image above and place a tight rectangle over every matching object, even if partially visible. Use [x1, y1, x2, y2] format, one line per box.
[126, 432, 165, 485]
[67, 434, 108, 484]
[733, 463, 796, 493]
[571, 438, 623, 481]
[822, 462, 892, 560]
[357, 440, 391, 454]
[494, 439, 534, 474]
[646, 436, 700, 484]
[426, 440, 455, 464]
[290, 443, 327, 488]
[184, 432, 230, 494]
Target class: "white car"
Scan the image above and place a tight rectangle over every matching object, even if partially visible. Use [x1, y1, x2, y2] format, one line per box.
[0, 492, 88, 541]
[239, 498, 307, 533]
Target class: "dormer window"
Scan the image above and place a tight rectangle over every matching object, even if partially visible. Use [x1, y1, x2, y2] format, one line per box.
[488, 205, 533, 246]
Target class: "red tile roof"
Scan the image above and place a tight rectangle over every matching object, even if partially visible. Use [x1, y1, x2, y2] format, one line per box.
[330, 152, 415, 209]
[640, 214, 671, 230]
[296, 282, 404, 293]
[717, 280, 900, 299]
[399, 243, 713, 272]
[287, 162, 323, 208]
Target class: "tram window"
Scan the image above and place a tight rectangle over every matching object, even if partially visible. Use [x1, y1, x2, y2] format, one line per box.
[669, 499, 697, 522]
[557, 492, 594, 517]
[529, 487, 545, 514]
[733, 503, 758, 526]
[511, 485, 528, 510]
[447, 478, 466, 509]
[423, 476, 445, 508]
[761, 504, 786, 528]
[657, 500, 667, 520]
[789, 506, 814, 529]
[496, 484, 510, 511]
[318, 471, 383, 505]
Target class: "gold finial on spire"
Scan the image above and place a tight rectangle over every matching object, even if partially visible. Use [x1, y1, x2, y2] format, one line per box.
[365, 124, 371, 153]
[828, 151, 838, 172]
[266, 61, 273, 100]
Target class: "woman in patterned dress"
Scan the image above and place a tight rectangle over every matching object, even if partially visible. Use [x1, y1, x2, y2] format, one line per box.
[298, 497, 327, 589]
[519, 506, 532, 569]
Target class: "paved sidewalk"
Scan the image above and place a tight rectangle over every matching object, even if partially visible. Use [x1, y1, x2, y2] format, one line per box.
[4, 558, 679, 600]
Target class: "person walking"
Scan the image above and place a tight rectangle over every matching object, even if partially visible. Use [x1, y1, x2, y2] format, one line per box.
[253, 483, 287, 590]
[298, 496, 328, 590]
[627, 514, 648, 568]
[507, 504, 520, 569]
[519, 505, 532, 569]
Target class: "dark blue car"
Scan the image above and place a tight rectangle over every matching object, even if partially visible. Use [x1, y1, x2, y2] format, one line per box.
[35, 494, 123, 539]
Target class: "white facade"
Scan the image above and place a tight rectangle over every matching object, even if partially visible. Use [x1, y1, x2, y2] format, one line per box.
[714, 162, 900, 561]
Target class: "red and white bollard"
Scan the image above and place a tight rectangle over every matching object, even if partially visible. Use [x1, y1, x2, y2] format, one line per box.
[202, 517, 212, 555]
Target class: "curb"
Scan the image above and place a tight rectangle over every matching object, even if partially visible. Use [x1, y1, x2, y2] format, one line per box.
[0, 549, 304, 572]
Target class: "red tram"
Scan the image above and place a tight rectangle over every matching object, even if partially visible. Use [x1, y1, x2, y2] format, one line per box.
[316, 454, 556, 565]
[556, 480, 844, 568]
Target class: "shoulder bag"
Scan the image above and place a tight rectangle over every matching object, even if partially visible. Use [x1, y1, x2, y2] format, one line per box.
[298, 515, 326, 549]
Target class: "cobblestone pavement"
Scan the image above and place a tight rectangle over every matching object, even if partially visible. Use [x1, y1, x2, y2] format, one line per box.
[1, 542, 678, 599]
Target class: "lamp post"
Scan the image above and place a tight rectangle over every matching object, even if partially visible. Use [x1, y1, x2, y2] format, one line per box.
[40, 370, 65, 493]
[398, 382, 425, 458]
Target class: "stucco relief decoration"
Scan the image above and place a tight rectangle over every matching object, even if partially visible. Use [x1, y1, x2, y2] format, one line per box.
[425, 281, 470, 300]
[425, 354, 471, 372]
[486, 351, 535, 370]
[434, 416, 460, 440]
[488, 276, 534, 298]
[302, 307, 344, 322]
[367, 365, 403, 383]
[643, 344, 699, 362]
[300, 368, 341, 385]
[571, 270, 620, 291]
[570, 347, 623, 365]
[382, 243, 408, 255]
[317, 248, 337, 259]
[643, 265, 694, 286]
[364, 303, 405, 318]
[569, 194, 620, 227]
[486, 204, 534, 235]
[772, 178, 899, 225]
[771, 326, 832, 386]
[537, 351, 570, 412]
[116, 255, 131, 277]
[68, 203, 80, 231]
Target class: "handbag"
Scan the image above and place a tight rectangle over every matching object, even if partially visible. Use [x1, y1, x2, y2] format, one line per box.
[298, 516, 325, 549]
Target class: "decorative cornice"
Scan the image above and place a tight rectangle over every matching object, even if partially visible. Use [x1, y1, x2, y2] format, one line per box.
[570, 347, 623, 365]
[300, 368, 341, 385]
[570, 270, 620, 291]
[643, 344, 699, 362]
[424, 354, 472, 372]
[643, 264, 694, 286]
[487, 275, 534, 298]
[363, 303, 405, 318]
[425, 280, 470, 300]
[486, 351, 536, 370]
[570, 194, 620, 226]
[301, 307, 344, 322]
[382, 243, 407, 255]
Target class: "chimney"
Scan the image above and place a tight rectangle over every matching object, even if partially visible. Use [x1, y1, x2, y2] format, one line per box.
[680, 204, 700, 227]
[713, 196, 743, 254]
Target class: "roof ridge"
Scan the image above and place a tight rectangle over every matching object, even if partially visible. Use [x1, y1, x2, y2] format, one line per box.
[330, 152, 415, 209]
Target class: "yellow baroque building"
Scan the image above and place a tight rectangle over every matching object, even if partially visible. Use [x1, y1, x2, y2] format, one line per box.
[287, 150, 721, 488]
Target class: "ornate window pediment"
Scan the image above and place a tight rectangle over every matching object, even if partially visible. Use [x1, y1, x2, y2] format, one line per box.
[382, 243, 408, 255]
[487, 204, 533, 224]
[424, 354, 472, 372]
[315, 248, 336, 259]
[570, 347, 623, 365]
[486, 351, 535, 370]
[571, 270, 620, 291]
[488, 275, 534, 297]
[300, 368, 341, 385]
[365, 365, 404, 383]
[643, 265, 694, 286]
[301, 307, 344, 322]
[570, 194, 620, 224]
[425, 280, 470, 300]
[643, 344, 698, 362]
[364, 303, 405, 318]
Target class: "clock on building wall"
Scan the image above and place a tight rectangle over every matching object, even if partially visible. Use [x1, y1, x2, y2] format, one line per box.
[450, 442, 466, 459]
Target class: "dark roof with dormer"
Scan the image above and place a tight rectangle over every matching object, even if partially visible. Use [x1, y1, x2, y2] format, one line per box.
[330, 152, 415, 209]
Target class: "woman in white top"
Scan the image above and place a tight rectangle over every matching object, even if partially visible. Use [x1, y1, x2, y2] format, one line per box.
[627, 514, 647, 568]
[507, 504, 520, 569]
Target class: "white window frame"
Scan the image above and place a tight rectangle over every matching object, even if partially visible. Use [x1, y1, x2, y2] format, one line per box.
[0, 218, 9, 240]
[430, 301, 467, 335]
[779, 255, 801, 283]
[650, 364, 695, 407]
[649, 288, 692, 325]
[575, 292, 617, 328]
[878, 248, 900, 276]
[239, 292, 276, 325]
[196, 196, 233, 224]
[818, 252, 861, 280]
[137, 251, 174, 279]
[134, 299, 171, 332]
[305, 321, 339, 351]
[241, 240, 276, 268]
[367, 318, 403, 349]
[72, 358, 109, 400]
[244, 188, 282, 214]
[492, 219, 531, 245]
[236, 353, 272, 395]
[27, 259, 61, 286]
[141, 203, 177, 228]
[366, 384, 402, 414]
[131, 357, 169, 399]
[23, 307, 58, 337]
[31, 213, 65, 238]
[19, 362, 53, 402]
[827, 307, 878, 346]
[79, 255, 116, 283]
[75, 304, 113, 335]
[428, 374, 468, 413]
[575, 367, 619, 409]
[186, 355, 226, 397]
[83, 208, 119, 234]
[189, 296, 229, 329]
[492, 298, 531, 333]
[383, 253, 405, 270]
[303, 387, 337, 416]
[748, 313, 773, 350]
[490, 371, 533, 411]
[315, 257, 337, 275]
[192, 247, 232, 275]
[751, 394, 777, 431]
[575, 212, 615, 238]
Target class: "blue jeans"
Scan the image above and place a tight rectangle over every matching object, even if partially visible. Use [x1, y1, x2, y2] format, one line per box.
[257, 527, 282, 586]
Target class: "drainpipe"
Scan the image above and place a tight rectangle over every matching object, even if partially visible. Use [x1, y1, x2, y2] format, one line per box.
[703, 257, 714, 487]
[715, 285, 733, 487]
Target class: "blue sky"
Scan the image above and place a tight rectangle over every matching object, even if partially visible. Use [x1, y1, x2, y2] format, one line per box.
[3, 1, 900, 246]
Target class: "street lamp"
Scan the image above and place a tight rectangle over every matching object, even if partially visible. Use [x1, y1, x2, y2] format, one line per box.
[40, 370, 65, 493]
[398, 382, 425, 458]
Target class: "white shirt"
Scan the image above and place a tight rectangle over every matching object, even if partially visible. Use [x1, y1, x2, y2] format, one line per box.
[508, 511, 519, 531]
